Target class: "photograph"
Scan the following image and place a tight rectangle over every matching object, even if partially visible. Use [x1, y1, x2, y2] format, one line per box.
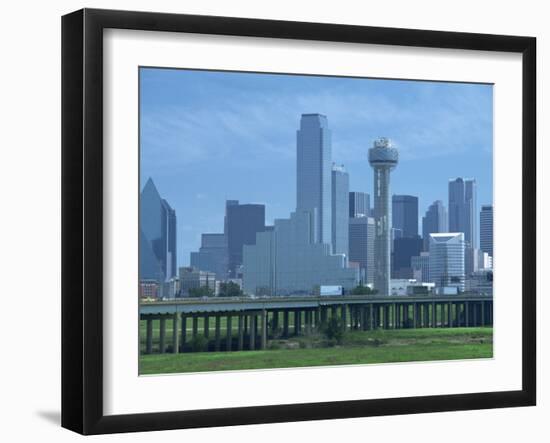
[138, 67, 494, 375]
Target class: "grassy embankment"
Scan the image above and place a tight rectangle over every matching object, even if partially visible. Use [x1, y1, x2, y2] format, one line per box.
[139, 326, 493, 375]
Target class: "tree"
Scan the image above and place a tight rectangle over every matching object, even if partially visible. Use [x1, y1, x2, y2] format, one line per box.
[218, 281, 244, 297]
[188, 285, 214, 298]
[320, 317, 346, 344]
[190, 335, 209, 352]
[351, 284, 378, 295]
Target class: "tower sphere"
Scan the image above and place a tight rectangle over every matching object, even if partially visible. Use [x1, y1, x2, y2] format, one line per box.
[368, 137, 399, 168]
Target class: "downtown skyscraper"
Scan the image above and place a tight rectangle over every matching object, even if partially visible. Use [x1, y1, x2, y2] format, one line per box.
[296, 114, 332, 245]
[226, 201, 266, 277]
[139, 178, 177, 283]
[429, 232, 466, 292]
[392, 195, 418, 238]
[480, 204, 493, 257]
[449, 178, 477, 248]
[349, 191, 370, 218]
[348, 216, 375, 285]
[422, 200, 448, 251]
[331, 164, 349, 256]
[242, 114, 358, 295]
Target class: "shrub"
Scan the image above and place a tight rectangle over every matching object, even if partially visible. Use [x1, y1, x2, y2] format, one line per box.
[190, 335, 209, 352]
[319, 317, 346, 344]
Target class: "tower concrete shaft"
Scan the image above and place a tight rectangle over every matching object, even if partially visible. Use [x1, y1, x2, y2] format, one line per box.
[368, 138, 398, 295]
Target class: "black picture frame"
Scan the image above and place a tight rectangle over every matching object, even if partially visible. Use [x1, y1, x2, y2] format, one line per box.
[61, 8, 536, 435]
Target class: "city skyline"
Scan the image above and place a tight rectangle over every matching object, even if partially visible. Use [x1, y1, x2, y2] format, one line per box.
[140, 68, 493, 266]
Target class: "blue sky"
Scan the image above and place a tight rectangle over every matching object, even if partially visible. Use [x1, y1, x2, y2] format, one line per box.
[140, 68, 493, 267]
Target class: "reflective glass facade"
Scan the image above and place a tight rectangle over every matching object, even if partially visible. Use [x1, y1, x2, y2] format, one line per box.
[392, 195, 418, 239]
[348, 216, 375, 285]
[296, 114, 332, 244]
[331, 164, 349, 256]
[243, 211, 358, 296]
[429, 232, 465, 291]
[480, 204, 493, 257]
[422, 200, 448, 251]
[139, 178, 177, 283]
[448, 178, 477, 248]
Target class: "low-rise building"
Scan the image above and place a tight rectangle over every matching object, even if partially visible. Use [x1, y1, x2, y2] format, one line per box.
[465, 270, 493, 295]
[179, 266, 216, 296]
[139, 279, 159, 300]
[390, 279, 435, 296]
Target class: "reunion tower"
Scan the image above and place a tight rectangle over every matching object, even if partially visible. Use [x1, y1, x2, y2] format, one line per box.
[368, 137, 399, 295]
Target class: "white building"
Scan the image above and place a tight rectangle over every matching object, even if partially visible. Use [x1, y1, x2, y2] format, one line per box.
[348, 216, 375, 286]
[429, 232, 465, 292]
[390, 279, 435, 296]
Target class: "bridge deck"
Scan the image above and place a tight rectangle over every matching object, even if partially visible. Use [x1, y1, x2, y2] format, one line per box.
[140, 294, 493, 315]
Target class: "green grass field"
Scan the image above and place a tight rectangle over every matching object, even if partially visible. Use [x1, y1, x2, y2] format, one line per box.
[139, 327, 493, 375]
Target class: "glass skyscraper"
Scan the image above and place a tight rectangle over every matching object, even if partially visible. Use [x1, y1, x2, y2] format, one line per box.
[422, 200, 448, 251]
[348, 216, 375, 286]
[429, 232, 465, 292]
[296, 114, 332, 245]
[411, 252, 430, 283]
[349, 191, 370, 218]
[190, 233, 229, 280]
[392, 195, 418, 239]
[393, 236, 423, 279]
[331, 164, 349, 256]
[226, 201, 265, 277]
[139, 178, 177, 283]
[242, 211, 358, 296]
[448, 178, 477, 248]
[480, 204, 493, 257]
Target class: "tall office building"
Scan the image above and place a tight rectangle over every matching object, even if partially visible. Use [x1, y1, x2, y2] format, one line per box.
[139, 228, 163, 282]
[393, 236, 423, 278]
[448, 178, 477, 248]
[348, 216, 375, 286]
[392, 195, 418, 238]
[465, 246, 481, 276]
[480, 204, 493, 257]
[331, 164, 349, 255]
[429, 232, 465, 292]
[140, 178, 177, 283]
[369, 137, 399, 295]
[411, 252, 430, 283]
[242, 211, 358, 296]
[226, 201, 265, 277]
[190, 233, 228, 280]
[296, 114, 332, 244]
[422, 200, 448, 251]
[349, 191, 370, 218]
[224, 200, 239, 234]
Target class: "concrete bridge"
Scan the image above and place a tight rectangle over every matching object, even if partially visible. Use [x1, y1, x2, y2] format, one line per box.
[139, 294, 493, 355]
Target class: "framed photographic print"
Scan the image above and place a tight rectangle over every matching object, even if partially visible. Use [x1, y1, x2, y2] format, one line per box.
[61, 8, 536, 435]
